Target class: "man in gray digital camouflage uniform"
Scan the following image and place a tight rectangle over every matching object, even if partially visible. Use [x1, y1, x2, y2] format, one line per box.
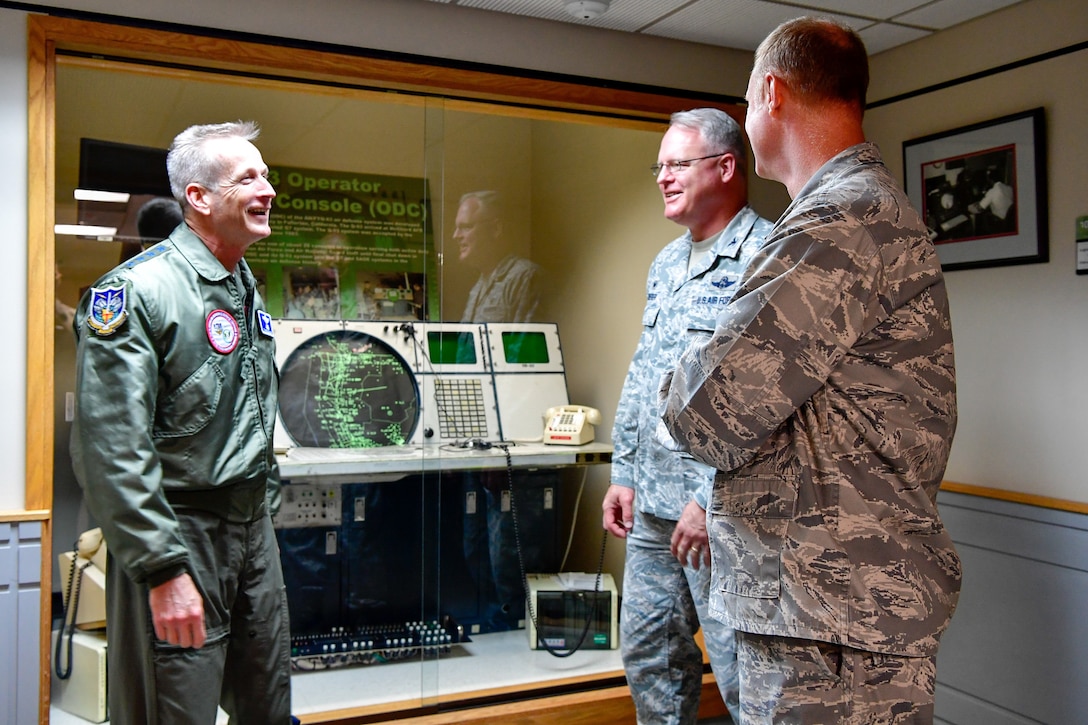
[661, 18, 961, 724]
[603, 108, 772, 724]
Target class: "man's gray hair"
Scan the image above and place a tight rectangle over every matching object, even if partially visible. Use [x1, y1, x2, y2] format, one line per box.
[668, 108, 747, 169]
[166, 120, 261, 206]
[458, 190, 503, 222]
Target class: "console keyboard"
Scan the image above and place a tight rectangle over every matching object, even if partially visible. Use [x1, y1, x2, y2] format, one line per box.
[290, 616, 467, 670]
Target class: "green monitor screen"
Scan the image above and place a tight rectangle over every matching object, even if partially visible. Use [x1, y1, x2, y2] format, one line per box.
[501, 331, 550, 364]
[427, 330, 477, 365]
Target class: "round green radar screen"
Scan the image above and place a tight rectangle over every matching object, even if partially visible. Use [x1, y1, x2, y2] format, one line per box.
[277, 329, 420, 448]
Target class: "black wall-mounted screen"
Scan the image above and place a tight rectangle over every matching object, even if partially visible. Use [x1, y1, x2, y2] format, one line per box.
[78, 138, 170, 196]
[76, 138, 176, 243]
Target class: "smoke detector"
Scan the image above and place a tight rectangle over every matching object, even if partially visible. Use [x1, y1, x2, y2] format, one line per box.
[564, 1, 610, 20]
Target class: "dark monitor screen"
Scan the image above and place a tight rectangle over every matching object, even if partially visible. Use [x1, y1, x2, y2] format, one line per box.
[78, 138, 170, 196]
[501, 331, 549, 365]
[535, 590, 613, 650]
[77, 138, 176, 242]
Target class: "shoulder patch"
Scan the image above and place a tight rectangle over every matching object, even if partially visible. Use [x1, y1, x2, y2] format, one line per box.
[87, 286, 128, 336]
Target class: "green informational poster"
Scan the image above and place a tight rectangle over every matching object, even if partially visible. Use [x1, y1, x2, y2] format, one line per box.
[245, 165, 436, 320]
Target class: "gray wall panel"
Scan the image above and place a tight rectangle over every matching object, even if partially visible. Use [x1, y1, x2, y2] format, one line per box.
[936, 492, 1088, 724]
[0, 521, 42, 725]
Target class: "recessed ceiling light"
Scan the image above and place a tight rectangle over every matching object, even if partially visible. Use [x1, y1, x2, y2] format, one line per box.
[54, 224, 118, 238]
[74, 189, 131, 203]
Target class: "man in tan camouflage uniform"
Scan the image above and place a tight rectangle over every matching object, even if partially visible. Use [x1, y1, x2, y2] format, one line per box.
[661, 18, 961, 724]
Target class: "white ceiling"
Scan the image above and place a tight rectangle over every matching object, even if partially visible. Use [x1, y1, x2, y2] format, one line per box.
[425, 0, 1025, 54]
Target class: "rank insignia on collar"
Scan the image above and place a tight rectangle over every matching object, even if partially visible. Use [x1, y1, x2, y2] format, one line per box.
[87, 285, 127, 336]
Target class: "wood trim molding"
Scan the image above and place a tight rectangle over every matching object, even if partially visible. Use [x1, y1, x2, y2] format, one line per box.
[28, 15, 742, 123]
[25, 14, 54, 515]
[941, 480, 1088, 515]
[26, 17, 55, 718]
[297, 674, 726, 724]
[0, 509, 51, 522]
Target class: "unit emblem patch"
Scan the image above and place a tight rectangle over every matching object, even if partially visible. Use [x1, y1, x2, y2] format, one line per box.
[87, 286, 128, 336]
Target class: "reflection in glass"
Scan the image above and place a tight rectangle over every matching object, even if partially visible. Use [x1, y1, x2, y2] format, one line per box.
[455, 191, 542, 323]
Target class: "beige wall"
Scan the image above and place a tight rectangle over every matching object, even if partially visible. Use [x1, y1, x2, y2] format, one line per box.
[867, 0, 1088, 503]
[531, 120, 679, 575]
[528, 120, 787, 574]
[0, 9, 28, 513]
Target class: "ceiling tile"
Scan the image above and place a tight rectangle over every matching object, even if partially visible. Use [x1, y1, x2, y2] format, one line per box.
[895, 0, 1025, 29]
[564, 0, 693, 32]
[644, 0, 865, 50]
[454, 0, 577, 23]
[858, 21, 932, 55]
[453, 0, 692, 32]
[778, 0, 932, 21]
[426, 0, 1027, 54]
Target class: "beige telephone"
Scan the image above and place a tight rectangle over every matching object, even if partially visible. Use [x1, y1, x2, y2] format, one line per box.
[55, 528, 108, 681]
[58, 528, 107, 631]
[543, 405, 602, 445]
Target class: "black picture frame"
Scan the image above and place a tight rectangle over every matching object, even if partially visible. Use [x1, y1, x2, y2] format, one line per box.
[903, 107, 1048, 271]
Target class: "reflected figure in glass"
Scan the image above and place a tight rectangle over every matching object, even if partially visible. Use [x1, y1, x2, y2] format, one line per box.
[456, 190, 542, 324]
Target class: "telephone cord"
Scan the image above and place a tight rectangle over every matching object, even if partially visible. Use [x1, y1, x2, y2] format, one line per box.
[54, 540, 93, 680]
[501, 443, 608, 658]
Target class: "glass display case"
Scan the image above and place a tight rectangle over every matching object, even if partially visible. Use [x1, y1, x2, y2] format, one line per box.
[34, 15, 737, 722]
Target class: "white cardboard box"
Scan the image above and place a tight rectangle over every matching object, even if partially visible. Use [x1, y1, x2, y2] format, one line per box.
[51, 629, 108, 723]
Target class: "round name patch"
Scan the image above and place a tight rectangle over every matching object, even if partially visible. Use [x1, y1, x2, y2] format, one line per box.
[206, 309, 240, 354]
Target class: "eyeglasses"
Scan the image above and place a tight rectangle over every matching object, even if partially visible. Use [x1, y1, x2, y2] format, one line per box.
[650, 153, 726, 177]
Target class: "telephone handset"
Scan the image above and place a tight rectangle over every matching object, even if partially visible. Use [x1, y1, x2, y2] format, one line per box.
[543, 405, 602, 445]
[77, 528, 106, 567]
[58, 528, 107, 630]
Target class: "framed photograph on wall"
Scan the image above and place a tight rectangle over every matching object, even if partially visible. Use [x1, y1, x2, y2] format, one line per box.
[903, 107, 1047, 271]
